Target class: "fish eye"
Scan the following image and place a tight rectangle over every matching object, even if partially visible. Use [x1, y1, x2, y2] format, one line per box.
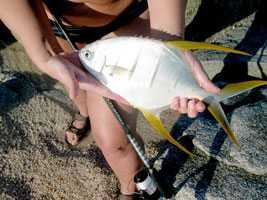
[83, 50, 92, 58]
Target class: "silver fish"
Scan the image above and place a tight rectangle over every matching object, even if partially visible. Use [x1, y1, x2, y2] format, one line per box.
[79, 36, 267, 155]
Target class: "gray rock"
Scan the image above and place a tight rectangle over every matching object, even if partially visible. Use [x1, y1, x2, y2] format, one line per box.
[173, 151, 266, 200]
[180, 87, 266, 176]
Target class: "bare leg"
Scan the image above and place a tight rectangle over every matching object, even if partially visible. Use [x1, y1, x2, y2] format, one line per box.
[86, 91, 144, 195]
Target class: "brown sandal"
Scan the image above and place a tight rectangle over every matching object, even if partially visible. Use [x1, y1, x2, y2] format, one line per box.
[65, 112, 90, 148]
[119, 193, 143, 200]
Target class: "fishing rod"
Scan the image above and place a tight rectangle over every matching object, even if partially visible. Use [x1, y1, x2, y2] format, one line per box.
[45, 2, 173, 199]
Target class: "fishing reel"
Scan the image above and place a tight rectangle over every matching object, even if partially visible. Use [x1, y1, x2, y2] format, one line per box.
[134, 169, 175, 200]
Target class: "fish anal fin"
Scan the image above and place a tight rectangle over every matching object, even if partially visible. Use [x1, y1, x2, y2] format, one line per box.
[207, 99, 241, 148]
[140, 108, 193, 156]
[164, 40, 251, 56]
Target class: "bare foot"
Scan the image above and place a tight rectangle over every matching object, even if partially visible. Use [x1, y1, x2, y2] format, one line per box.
[65, 113, 90, 146]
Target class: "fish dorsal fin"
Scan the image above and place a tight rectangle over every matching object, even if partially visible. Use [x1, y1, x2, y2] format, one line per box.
[163, 40, 251, 56]
[139, 108, 193, 156]
[217, 80, 267, 101]
[206, 97, 241, 148]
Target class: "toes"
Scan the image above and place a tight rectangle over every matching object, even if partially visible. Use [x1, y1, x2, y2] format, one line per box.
[66, 131, 78, 145]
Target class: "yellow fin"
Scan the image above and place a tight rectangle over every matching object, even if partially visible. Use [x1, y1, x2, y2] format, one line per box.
[207, 99, 241, 148]
[140, 109, 193, 156]
[217, 80, 267, 101]
[164, 40, 251, 56]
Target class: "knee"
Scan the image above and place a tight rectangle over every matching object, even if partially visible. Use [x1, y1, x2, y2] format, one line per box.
[94, 131, 137, 157]
[101, 136, 132, 156]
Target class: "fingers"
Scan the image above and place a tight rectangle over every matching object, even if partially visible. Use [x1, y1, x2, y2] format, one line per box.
[66, 74, 79, 100]
[57, 56, 81, 100]
[106, 90, 129, 105]
[61, 69, 79, 100]
[77, 72, 129, 104]
[170, 97, 206, 118]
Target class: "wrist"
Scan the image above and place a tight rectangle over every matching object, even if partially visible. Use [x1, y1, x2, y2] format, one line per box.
[31, 39, 64, 73]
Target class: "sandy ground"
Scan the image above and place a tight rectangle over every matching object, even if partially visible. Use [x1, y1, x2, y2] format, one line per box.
[1, 1, 266, 198]
[0, 35, 182, 199]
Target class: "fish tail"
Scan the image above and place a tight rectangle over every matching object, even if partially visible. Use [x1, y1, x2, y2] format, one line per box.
[140, 109, 193, 156]
[206, 98, 241, 148]
[206, 80, 267, 147]
[217, 80, 267, 101]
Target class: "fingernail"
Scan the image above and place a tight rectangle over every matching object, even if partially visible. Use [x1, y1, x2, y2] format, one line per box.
[181, 98, 187, 108]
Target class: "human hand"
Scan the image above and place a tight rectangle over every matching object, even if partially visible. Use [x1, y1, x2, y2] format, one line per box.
[170, 50, 220, 118]
[44, 51, 128, 103]
[44, 52, 84, 99]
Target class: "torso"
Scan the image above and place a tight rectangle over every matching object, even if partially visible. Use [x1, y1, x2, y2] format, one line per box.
[44, 0, 139, 27]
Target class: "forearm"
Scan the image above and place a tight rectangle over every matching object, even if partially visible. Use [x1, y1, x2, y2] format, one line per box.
[148, 0, 187, 39]
[0, 0, 63, 72]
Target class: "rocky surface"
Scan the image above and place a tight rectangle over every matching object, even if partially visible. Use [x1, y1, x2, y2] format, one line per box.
[0, 0, 266, 199]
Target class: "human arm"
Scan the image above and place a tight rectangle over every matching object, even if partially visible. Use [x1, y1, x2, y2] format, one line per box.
[147, 0, 220, 118]
[0, 0, 80, 99]
[0, 0, 125, 102]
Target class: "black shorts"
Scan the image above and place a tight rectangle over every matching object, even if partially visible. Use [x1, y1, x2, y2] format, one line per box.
[50, 0, 148, 44]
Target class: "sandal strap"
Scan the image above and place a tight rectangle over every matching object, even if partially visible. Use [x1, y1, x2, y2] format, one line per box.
[74, 112, 88, 122]
[68, 126, 79, 134]
[66, 112, 90, 134]
[65, 112, 91, 147]
[66, 118, 90, 136]
[119, 193, 142, 200]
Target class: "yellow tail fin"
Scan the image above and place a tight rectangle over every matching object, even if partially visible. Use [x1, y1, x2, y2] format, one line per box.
[207, 80, 267, 147]
[207, 99, 241, 148]
[140, 109, 193, 156]
[217, 80, 267, 101]
[164, 40, 251, 56]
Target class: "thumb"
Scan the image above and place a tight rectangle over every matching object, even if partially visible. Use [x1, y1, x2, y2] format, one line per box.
[196, 69, 220, 93]
[65, 77, 79, 100]
[58, 61, 80, 100]
[185, 51, 220, 93]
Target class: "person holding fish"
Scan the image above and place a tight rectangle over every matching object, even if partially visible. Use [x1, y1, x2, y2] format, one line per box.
[0, 0, 221, 199]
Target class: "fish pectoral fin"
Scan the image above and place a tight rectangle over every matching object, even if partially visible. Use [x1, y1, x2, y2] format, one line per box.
[217, 80, 267, 101]
[105, 65, 133, 78]
[163, 40, 251, 56]
[140, 108, 193, 155]
[207, 99, 241, 148]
